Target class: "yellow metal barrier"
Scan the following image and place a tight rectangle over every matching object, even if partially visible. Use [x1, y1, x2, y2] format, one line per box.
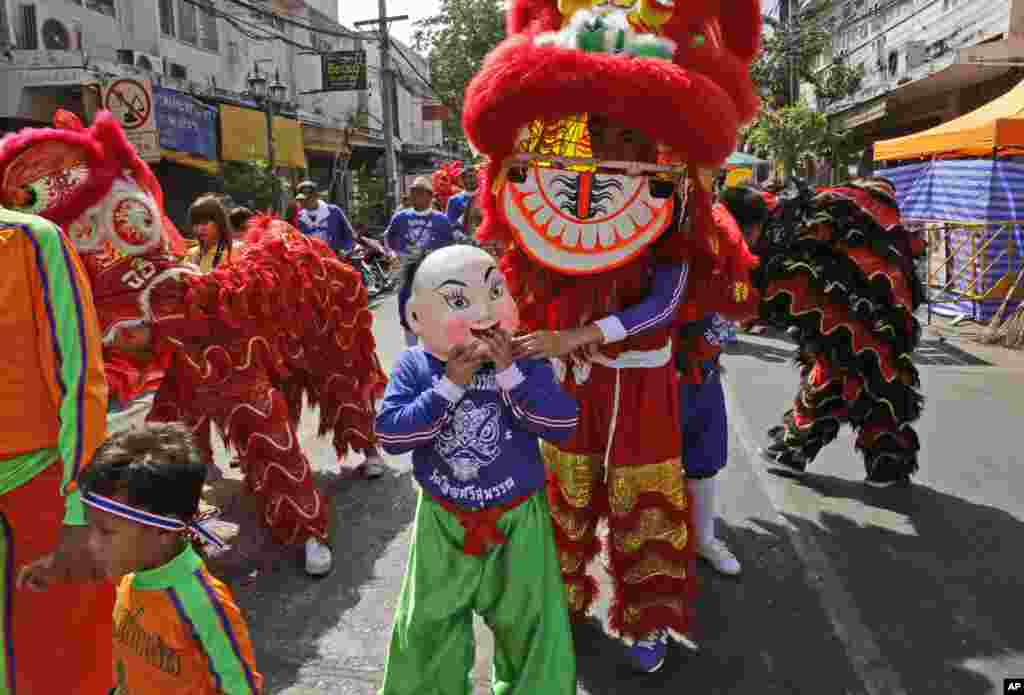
[904, 219, 1023, 323]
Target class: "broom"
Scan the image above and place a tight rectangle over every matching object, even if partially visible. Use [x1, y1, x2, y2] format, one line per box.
[981, 263, 1024, 345]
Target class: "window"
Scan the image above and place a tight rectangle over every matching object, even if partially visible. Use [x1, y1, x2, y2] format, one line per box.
[85, 0, 116, 17]
[159, 0, 175, 36]
[888, 50, 898, 76]
[178, 0, 198, 45]
[17, 4, 38, 49]
[198, 0, 218, 51]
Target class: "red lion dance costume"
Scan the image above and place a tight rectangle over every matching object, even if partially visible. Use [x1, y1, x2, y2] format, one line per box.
[0, 111, 386, 574]
[431, 160, 465, 212]
[464, 0, 764, 653]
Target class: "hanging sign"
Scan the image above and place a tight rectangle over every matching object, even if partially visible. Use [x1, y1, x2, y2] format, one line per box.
[321, 50, 368, 91]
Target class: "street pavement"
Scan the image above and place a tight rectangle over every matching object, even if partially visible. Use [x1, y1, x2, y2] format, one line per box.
[205, 296, 1024, 695]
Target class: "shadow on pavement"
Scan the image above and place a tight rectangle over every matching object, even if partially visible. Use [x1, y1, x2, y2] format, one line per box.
[722, 339, 796, 364]
[573, 522, 863, 694]
[772, 472, 1023, 694]
[219, 469, 416, 693]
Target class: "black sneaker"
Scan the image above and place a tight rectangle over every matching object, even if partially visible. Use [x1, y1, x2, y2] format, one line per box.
[864, 466, 912, 488]
[759, 445, 807, 476]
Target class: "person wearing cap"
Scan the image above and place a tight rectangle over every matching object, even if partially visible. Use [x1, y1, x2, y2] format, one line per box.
[387, 176, 456, 346]
[295, 181, 356, 256]
[444, 164, 478, 240]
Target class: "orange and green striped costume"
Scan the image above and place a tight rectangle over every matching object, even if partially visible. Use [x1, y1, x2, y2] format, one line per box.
[0, 207, 113, 694]
[111, 544, 262, 694]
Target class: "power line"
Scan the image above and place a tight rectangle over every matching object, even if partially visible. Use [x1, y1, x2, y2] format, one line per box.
[214, 0, 374, 41]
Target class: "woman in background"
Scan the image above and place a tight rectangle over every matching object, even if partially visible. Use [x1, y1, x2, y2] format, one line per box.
[230, 206, 254, 241]
[185, 194, 234, 272]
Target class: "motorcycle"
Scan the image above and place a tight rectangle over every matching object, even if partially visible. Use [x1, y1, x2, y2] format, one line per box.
[342, 244, 397, 298]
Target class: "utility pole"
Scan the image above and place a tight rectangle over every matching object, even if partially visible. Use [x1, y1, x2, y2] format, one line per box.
[779, 0, 796, 106]
[355, 5, 409, 222]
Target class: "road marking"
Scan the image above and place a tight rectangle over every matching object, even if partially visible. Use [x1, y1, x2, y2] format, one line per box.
[722, 372, 908, 695]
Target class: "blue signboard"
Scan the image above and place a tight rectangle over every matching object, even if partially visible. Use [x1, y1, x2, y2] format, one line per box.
[154, 87, 217, 160]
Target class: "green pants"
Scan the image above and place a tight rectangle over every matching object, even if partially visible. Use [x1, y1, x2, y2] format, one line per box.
[379, 490, 576, 695]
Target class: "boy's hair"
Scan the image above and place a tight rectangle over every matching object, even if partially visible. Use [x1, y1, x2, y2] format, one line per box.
[229, 206, 254, 231]
[77, 423, 207, 522]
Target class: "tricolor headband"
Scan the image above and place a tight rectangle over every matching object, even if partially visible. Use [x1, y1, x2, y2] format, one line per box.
[82, 491, 227, 549]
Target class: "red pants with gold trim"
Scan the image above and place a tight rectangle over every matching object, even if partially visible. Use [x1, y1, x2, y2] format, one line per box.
[544, 358, 696, 641]
[0, 463, 115, 693]
[150, 368, 330, 546]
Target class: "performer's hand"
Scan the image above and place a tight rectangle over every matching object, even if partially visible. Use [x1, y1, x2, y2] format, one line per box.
[446, 343, 488, 387]
[16, 525, 103, 591]
[473, 327, 515, 372]
[513, 327, 599, 359]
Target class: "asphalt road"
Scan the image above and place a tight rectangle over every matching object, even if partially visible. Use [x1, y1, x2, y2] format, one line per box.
[205, 296, 1024, 695]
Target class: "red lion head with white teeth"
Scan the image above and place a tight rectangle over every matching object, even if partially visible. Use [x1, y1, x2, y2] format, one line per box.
[464, 0, 762, 328]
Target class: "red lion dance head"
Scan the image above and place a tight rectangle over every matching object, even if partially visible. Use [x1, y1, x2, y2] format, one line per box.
[431, 160, 465, 211]
[464, 0, 761, 322]
[0, 109, 186, 257]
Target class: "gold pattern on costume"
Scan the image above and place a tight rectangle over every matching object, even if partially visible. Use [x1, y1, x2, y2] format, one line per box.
[0, 227, 16, 244]
[550, 504, 595, 542]
[519, 115, 593, 163]
[623, 554, 689, 584]
[734, 281, 750, 303]
[560, 549, 585, 575]
[623, 597, 688, 624]
[608, 459, 686, 516]
[565, 582, 587, 613]
[543, 443, 602, 509]
[613, 507, 688, 554]
[709, 234, 720, 255]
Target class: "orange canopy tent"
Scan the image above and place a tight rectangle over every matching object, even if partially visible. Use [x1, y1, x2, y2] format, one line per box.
[874, 78, 1024, 161]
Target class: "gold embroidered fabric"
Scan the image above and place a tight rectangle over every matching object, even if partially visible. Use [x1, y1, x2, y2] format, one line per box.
[565, 582, 588, 613]
[612, 507, 688, 554]
[550, 504, 595, 542]
[518, 115, 592, 161]
[542, 443, 603, 509]
[622, 597, 688, 625]
[608, 459, 686, 516]
[559, 549, 585, 575]
[623, 553, 689, 584]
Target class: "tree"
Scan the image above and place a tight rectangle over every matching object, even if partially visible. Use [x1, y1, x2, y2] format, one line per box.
[751, 12, 863, 109]
[745, 102, 829, 182]
[222, 160, 278, 212]
[349, 165, 388, 230]
[413, 0, 506, 150]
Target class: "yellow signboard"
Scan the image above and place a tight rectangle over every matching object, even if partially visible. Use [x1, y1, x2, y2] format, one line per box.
[219, 104, 307, 169]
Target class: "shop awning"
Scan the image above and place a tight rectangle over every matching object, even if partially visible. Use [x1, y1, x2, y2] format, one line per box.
[219, 104, 307, 169]
[874, 78, 1024, 161]
[160, 149, 220, 175]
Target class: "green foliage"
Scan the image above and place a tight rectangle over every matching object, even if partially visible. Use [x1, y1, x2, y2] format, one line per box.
[350, 165, 388, 229]
[222, 159, 278, 212]
[746, 102, 829, 180]
[751, 14, 863, 108]
[413, 0, 506, 150]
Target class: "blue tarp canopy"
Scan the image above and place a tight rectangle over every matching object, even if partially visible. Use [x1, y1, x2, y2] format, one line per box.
[876, 159, 1024, 222]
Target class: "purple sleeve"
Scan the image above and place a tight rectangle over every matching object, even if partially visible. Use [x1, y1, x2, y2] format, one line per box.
[596, 263, 688, 343]
[496, 359, 579, 442]
[385, 213, 404, 254]
[375, 351, 462, 454]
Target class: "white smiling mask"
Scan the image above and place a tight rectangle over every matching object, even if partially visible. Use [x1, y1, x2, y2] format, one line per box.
[407, 245, 520, 360]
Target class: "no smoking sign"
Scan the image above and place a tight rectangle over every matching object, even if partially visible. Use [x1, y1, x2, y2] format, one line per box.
[104, 79, 153, 131]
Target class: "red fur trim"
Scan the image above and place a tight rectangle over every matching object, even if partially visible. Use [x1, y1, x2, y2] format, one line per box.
[464, 37, 740, 167]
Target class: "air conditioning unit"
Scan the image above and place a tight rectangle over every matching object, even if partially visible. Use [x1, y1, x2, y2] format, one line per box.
[905, 40, 926, 70]
[165, 62, 188, 80]
[135, 52, 163, 72]
[39, 16, 80, 51]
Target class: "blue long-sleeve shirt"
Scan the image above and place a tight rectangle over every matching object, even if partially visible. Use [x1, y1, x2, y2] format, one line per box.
[376, 348, 579, 509]
[594, 262, 689, 343]
[297, 201, 355, 254]
[445, 190, 473, 233]
[385, 208, 455, 257]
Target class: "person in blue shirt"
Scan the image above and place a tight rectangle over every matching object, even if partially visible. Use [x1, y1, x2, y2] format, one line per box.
[294, 181, 356, 256]
[388, 176, 456, 345]
[376, 244, 579, 695]
[444, 165, 477, 239]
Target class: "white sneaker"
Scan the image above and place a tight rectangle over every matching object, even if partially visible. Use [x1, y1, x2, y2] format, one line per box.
[304, 538, 333, 577]
[360, 454, 388, 479]
[698, 538, 742, 576]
